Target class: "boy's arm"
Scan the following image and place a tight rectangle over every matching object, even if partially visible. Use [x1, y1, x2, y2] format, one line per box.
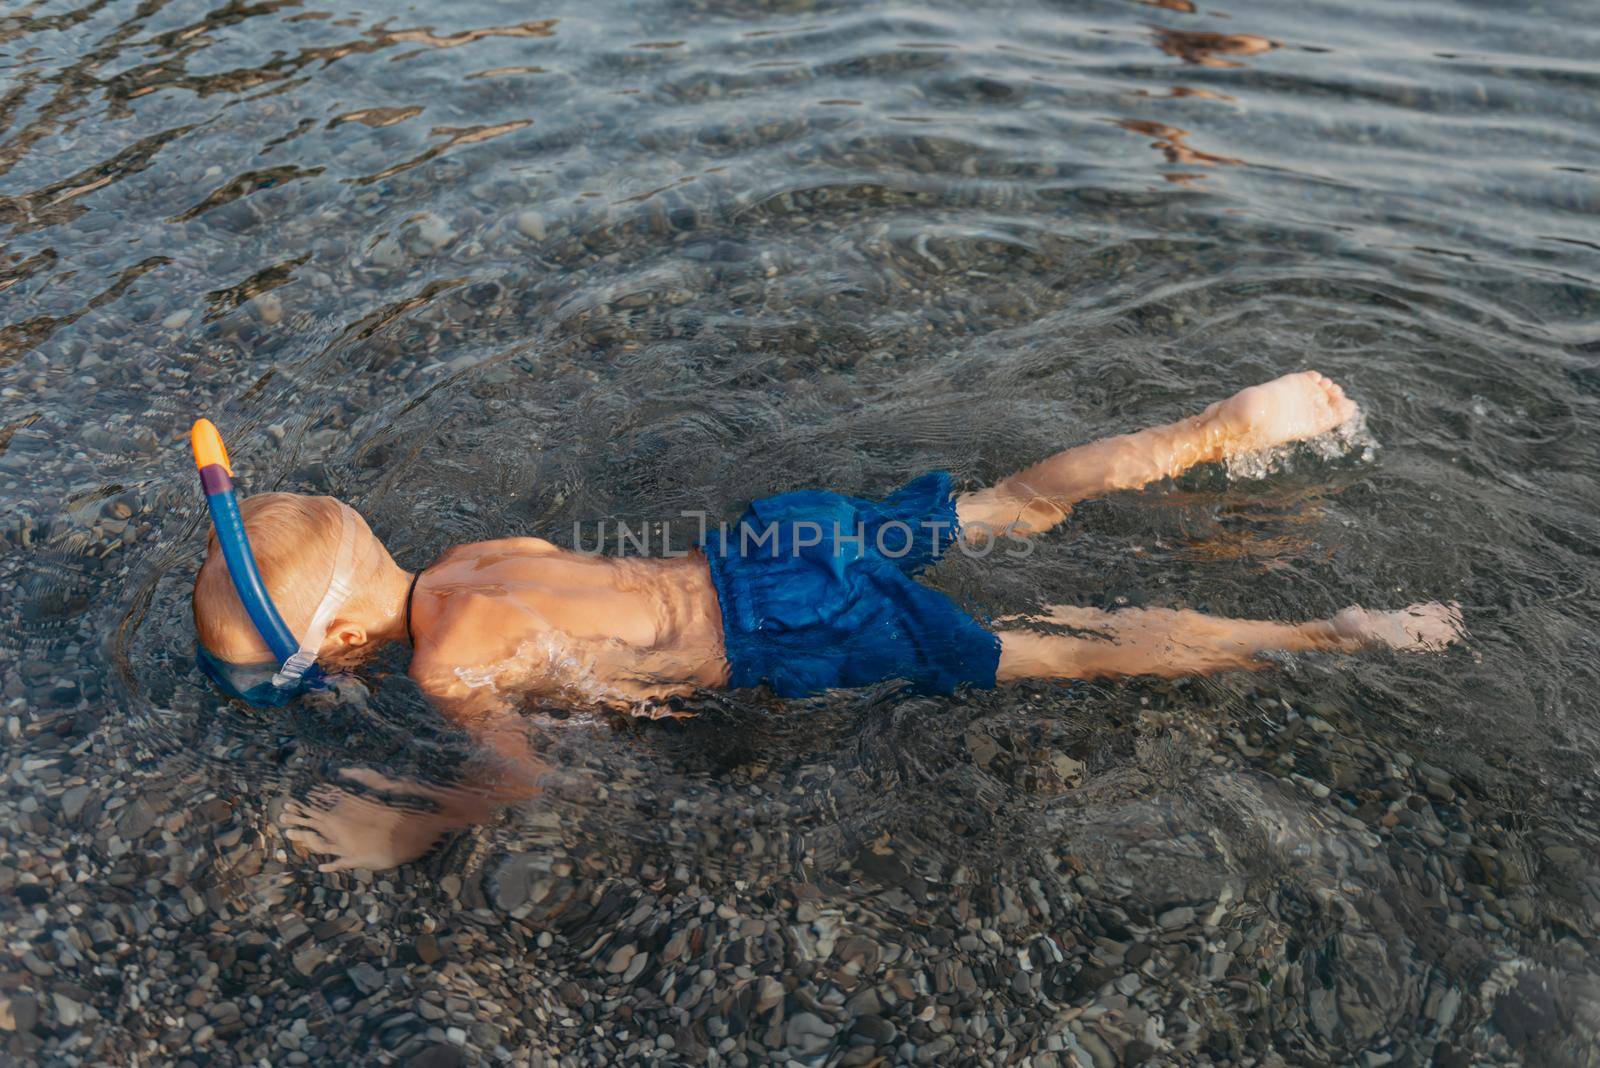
[281, 677, 548, 873]
[426, 682, 550, 802]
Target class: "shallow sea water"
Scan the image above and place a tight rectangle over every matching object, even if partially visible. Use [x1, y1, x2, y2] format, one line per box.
[2, 0, 1599, 1064]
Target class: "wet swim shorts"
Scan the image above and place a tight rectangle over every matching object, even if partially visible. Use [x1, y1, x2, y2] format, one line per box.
[702, 472, 1001, 698]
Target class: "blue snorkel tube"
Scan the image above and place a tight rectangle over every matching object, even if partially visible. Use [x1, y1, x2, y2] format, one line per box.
[191, 419, 327, 705]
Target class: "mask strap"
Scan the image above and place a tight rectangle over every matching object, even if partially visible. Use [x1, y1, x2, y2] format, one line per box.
[271, 505, 359, 687]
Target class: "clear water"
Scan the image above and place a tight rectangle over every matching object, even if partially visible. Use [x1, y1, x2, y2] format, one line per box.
[3, 0, 1599, 1063]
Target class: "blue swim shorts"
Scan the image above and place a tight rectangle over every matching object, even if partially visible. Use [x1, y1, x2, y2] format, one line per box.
[701, 472, 1001, 698]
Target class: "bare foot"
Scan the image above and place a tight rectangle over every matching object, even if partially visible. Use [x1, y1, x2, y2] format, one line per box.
[1204, 371, 1359, 452]
[1332, 602, 1464, 652]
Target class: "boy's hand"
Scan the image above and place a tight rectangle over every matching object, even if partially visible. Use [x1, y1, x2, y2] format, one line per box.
[281, 769, 490, 873]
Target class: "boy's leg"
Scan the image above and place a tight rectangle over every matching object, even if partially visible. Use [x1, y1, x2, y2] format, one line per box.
[957, 371, 1359, 538]
[994, 602, 1461, 682]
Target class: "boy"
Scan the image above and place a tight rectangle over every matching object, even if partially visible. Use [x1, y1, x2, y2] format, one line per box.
[194, 372, 1462, 870]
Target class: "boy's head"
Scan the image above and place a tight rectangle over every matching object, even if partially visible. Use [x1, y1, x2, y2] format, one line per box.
[194, 492, 402, 665]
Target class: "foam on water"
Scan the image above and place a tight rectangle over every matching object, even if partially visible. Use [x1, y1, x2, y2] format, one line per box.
[1223, 414, 1378, 482]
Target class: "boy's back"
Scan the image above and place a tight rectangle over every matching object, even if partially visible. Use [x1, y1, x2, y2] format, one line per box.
[407, 538, 729, 711]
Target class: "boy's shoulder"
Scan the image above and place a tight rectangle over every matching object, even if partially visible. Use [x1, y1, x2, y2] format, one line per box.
[439, 535, 565, 564]
[411, 538, 588, 675]
[407, 584, 527, 698]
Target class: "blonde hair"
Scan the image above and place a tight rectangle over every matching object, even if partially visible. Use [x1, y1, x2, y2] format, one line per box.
[193, 493, 365, 660]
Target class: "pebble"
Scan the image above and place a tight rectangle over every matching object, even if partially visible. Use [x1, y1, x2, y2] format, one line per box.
[490, 855, 538, 910]
[1435, 988, 1461, 1030]
[253, 292, 283, 324]
[402, 213, 457, 255]
[845, 987, 881, 1016]
[853, 1015, 896, 1044]
[3, 994, 38, 1034]
[367, 234, 406, 268]
[53, 994, 83, 1028]
[755, 975, 784, 1013]
[516, 211, 547, 240]
[784, 1011, 835, 1056]
[605, 944, 636, 974]
[117, 798, 156, 840]
[349, 962, 384, 994]
[1077, 1030, 1115, 1068]
[293, 944, 327, 977]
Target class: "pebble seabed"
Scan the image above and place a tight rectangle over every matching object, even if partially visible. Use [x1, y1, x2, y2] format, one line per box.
[4, 684, 1599, 1066]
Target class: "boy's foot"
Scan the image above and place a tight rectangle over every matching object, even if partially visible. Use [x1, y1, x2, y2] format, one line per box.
[1332, 602, 1464, 652]
[1204, 371, 1360, 452]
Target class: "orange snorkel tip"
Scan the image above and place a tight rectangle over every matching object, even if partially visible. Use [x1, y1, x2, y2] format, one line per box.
[191, 418, 233, 476]
[189, 415, 302, 671]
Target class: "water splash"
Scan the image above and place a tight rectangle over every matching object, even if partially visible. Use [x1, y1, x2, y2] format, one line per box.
[1223, 413, 1379, 481]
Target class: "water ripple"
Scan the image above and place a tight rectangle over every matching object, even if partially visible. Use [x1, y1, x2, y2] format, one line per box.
[1, 0, 1598, 1062]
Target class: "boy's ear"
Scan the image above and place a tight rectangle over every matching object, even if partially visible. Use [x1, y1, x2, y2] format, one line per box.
[331, 622, 368, 650]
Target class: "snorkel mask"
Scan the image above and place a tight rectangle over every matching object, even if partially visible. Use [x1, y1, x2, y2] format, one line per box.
[191, 419, 358, 705]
